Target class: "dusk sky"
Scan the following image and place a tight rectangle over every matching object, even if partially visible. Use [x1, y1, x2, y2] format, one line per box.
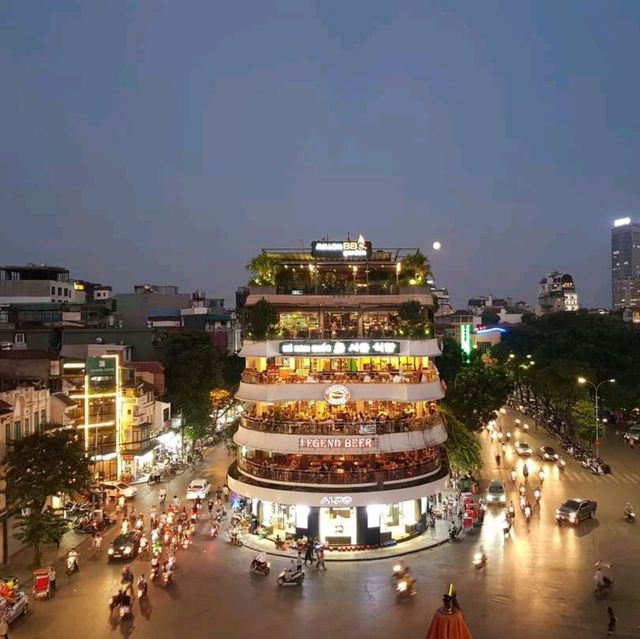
[2, 1, 639, 309]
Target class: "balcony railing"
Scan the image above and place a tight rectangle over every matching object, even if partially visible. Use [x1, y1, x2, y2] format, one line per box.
[240, 413, 442, 436]
[279, 328, 398, 340]
[237, 454, 443, 486]
[241, 367, 440, 385]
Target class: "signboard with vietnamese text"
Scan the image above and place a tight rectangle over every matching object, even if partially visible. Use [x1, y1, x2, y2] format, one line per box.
[298, 436, 378, 451]
[86, 356, 117, 391]
[279, 340, 400, 356]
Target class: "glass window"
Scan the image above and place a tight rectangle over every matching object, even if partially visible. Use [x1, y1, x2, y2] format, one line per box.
[14, 421, 21, 441]
[34, 411, 40, 430]
[58, 287, 62, 296]
[40, 409, 46, 424]
[24, 418, 30, 436]
[5, 424, 10, 444]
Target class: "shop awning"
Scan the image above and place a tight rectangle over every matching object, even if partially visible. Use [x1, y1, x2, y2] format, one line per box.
[120, 438, 160, 457]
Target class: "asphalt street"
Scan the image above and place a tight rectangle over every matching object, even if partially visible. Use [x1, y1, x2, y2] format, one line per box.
[9, 411, 640, 639]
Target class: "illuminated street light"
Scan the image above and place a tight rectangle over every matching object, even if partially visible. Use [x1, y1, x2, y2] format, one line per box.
[577, 377, 616, 448]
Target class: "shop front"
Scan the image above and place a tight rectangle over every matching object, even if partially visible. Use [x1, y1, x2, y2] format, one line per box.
[120, 440, 160, 482]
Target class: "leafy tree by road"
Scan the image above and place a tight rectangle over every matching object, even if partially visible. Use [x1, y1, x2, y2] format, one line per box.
[441, 405, 482, 474]
[435, 336, 465, 385]
[162, 331, 225, 443]
[571, 399, 598, 442]
[445, 361, 513, 432]
[3, 431, 92, 565]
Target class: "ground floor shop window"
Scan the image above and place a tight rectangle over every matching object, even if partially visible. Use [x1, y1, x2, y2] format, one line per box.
[320, 507, 356, 545]
[369, 500, 422, 541]
[259, 502, 296, 538]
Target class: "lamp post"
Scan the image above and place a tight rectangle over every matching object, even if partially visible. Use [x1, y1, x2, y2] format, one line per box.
[577, 377, 615, 448]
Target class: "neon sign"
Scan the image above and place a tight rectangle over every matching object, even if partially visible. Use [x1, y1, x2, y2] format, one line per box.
[298, 436, 378, 450]
[279, 340, 400, 356]
[311, 235, 372, 258]
[323, 384, 351, 405]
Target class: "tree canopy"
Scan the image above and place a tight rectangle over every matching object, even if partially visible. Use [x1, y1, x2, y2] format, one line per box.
[440, 405, 483, 474]
[247, 298, 279, 340]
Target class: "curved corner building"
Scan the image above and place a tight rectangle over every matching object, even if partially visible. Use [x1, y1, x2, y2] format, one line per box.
[228, 238, 449, 547]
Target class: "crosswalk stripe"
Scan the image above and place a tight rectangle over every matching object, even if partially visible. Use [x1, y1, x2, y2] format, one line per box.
[631, 474, 640, 483]
[622, 473, 639, 483]
[607, 475, 620, 484]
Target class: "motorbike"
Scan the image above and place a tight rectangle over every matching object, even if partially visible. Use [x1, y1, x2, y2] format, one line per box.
[137, 582, 147, 600]
[625, 509, 636, 523]
[557, 457, 566, 471]
[209, 524, 219, 538]
[66, 554, 79, 575]
[150, 564, 160, 581]
[162, 569, 173, 586]
[392, 563, 410, 581]
[250, 559, 271, 575]
[448, 525, 461, 543]
[473, 552, 488, 569]
[277, 569, 305, 586]
[228, 531, 242, 547]
[502, 520, 512, 539]
[395, 576, 417, 599]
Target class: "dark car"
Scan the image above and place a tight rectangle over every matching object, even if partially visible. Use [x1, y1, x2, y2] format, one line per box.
[555, 499, 597, 525]
[538, 446, 558, 461]
[107, 531, 142, 561]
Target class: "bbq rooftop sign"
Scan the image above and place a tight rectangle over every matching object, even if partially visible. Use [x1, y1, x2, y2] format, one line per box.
[311, 235, 372, 259]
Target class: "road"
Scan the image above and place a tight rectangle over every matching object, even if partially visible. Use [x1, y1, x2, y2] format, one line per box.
[9, 412, 640, 639]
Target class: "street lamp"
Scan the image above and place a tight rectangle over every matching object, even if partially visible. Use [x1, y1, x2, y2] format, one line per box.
[577, 377, 615, 448]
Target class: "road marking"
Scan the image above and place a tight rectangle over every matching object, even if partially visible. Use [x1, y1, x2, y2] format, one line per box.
[622, 473, 639, 483]
[607, 475, 621, 484]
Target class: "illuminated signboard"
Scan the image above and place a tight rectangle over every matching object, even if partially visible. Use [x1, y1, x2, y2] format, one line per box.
[298, 436, 378, 450]
[614, 217, 631, 227]
[279, 340, 400, 356]
[320, 496, 353, 506]
[86, 356, 117, 390]
[323, 384, 351, 405]
[311, 235, 372, 259]
[459, 324, 472, 360]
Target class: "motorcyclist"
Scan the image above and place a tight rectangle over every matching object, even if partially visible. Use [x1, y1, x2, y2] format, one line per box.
[210, 520, 220, 536]
[159, 488, 166, 502]
[137, 574, 147, 598]
[524, 503, 532, 522]
[67, 549, 79, 572]
[534, 487, 541, 504]
[121, 565, 134, 585]
[522, 463, 529, 480]
[507, 501, 515, 519]
[254, 552, 268, 571]
[625, 502, 635, 518]
[285, 559, 296, 580]
[393, 560, 410, 578]
[510, 468, 517, 482]
[538, 468, 545, 483]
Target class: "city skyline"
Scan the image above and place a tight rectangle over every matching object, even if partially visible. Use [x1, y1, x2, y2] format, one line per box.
[2, 2, 640, 309]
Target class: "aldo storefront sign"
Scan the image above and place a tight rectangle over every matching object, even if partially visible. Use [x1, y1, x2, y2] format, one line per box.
[320, 496, 353, 507]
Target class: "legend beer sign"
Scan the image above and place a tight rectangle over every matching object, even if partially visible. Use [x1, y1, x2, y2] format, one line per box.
[298, 436, 379, 451]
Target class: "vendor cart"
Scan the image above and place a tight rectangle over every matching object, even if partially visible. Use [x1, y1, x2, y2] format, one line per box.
[32, 569, 51, 599]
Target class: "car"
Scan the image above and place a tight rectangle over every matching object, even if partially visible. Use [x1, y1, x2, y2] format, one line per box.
[4, 590, 28, 624]
[186, 478, 211, 500]
[538, 446, 558, 461]
[108, 531, 142, 561]
[515, 441, 532, 456]
[623, 426, 640, 442]
[98, 481, 138, 500]
[486, 479, 506, 504]
[555, 499, 597, 524]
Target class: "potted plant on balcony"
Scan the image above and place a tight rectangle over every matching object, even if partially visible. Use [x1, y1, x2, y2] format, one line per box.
[246, 253, 280, 290]
[399, 250, 431, 289]
[396, 300, 432, 338]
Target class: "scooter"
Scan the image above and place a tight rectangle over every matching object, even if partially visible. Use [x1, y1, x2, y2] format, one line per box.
[277, 569, 305, 586]
[66, 554, 79, 575]
[395, 576, 417, 599]
[625, 509, 636, 523]
[392, 563, 410, 581]
[250, 559, 271, 575]
[228, 531, 242, 546]
[150, 564, 160, 581]
[472, 552, 487, 569]
[162, 569, 173, 586]
[448, 525, 461, 543]
[557, 457, 566, 471]
[209, 524, 219, 538]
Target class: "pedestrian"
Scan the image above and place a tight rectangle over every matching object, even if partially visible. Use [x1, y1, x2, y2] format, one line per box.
[495, 454, 501, 467]
[208, 499, 214, 517]
[607, 606, 616, 635]
[296, 550, 303, 572]
[222, 485, 230, 502]
[54, 534, 61, 550]
[123, 503, 129, 519]
[48, 565, 56, 592]
[304, 540, 314, 565]
[0, 615, 8, 639]
[216, 486, 222, 501]
[316, 546, 326, 571]
[95, 532, 103, 558]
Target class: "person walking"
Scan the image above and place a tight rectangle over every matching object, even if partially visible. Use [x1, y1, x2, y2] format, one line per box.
[607, 606, 616, 635]
[304, 540, 314, 566]
[316, 546, 326, 571]
[95, 532, 103, 558]
[48, 566, 56, 592]
[495, 454, 501, 467]
[222, 485, 230, 502]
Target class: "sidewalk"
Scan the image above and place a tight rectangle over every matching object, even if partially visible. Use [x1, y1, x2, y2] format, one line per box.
[240, 517, 450, 562]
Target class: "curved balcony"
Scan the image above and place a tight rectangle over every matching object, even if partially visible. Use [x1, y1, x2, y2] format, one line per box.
[236, 453, 443, 489]
[241, 367, 439, 385]
[239, 413, 441, 436]
[236, 380, 444, 403]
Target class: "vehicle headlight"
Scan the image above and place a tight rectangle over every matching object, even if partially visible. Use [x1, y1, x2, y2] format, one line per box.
[569, 514, 576, 522]
[500, 495, 506, 502]
[108, 548, 114, 555]
[124, 546, 132, 554]
[397, 581, 407, 592]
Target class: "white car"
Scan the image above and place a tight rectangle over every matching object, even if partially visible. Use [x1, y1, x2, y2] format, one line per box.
[186, 479, 211, 500]
[486, 479, 506, 504]
[515, 441, 532, 457]
[99, 481, 138, 499]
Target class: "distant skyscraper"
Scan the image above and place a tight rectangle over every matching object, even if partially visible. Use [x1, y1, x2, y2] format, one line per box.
[611, 217, 640, 309]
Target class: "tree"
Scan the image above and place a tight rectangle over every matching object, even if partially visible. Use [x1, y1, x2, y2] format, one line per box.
[436, 336, 464, 385]
[162, 331, 225, 444]
[440, 405, 483, 474]
[571, 399, 597, 442]
[399, 250, 431, 285]
[247, 298, 278, 340]
[246, 253, 280, 286]
[446, 361, 513, 432]
[3, 431, 92, 565]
